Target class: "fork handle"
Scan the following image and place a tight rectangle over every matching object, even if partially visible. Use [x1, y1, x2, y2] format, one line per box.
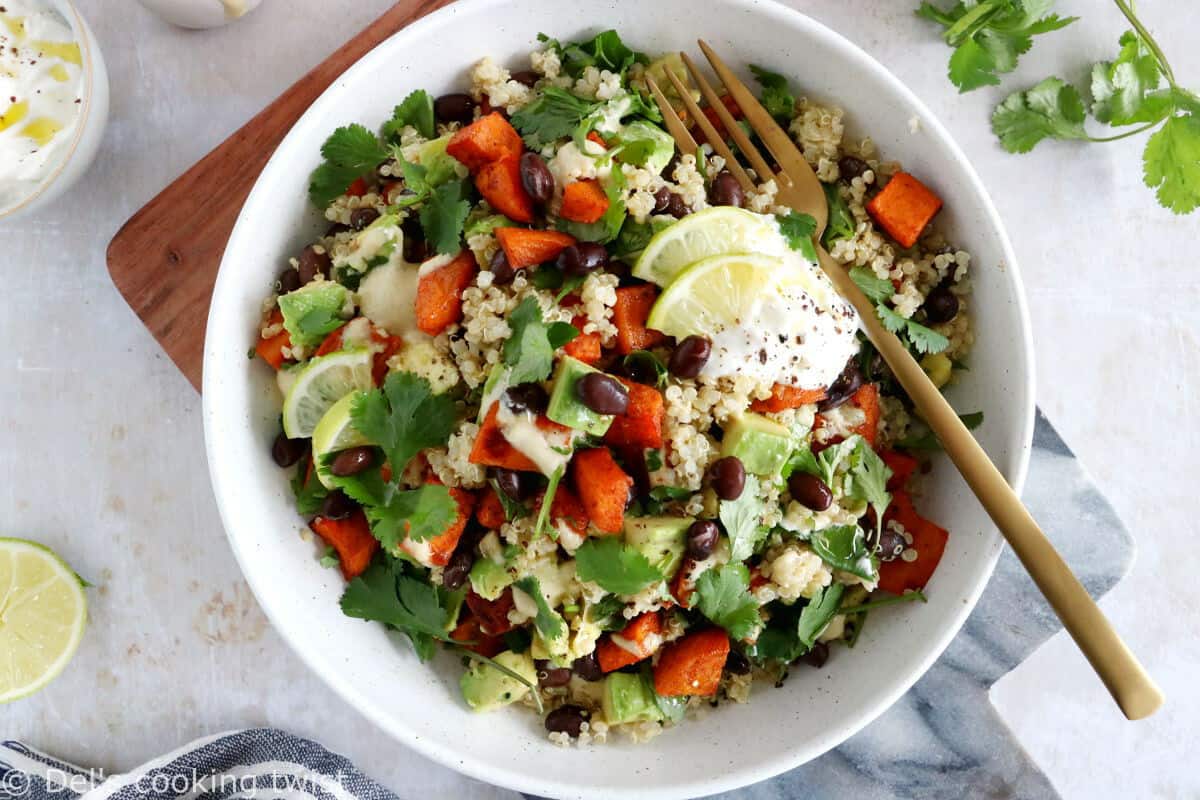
[817, 249, 1163, 721]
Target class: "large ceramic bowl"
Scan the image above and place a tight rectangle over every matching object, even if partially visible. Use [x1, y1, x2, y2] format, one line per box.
[203, 1, 1035, 796]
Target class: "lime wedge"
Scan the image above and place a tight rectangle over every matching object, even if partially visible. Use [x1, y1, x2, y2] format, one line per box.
[0, 538, 87, 704]
[282, 349, 374, 438]
[311, 390, 371, 488]
[633, 207, 784, 287]
[646, 253, 788, 340]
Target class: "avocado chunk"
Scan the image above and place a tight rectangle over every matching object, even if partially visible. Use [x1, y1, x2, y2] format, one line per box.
[602, 671, 664, 725]
[460, 650, 537, 712]
[468, 558, 513, 601]
[722, 412, 793, 477]
[624, 516, 692, 580]
[546, 356, 615, 437]
[612, 120, 676, 174]
[276, 281, 348, 348]
[416, 134, 467, 187]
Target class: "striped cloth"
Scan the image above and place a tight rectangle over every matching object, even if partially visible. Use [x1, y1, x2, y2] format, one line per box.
[0, 730, 398, 800]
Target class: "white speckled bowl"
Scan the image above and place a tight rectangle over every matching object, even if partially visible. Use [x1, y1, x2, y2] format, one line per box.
[203, 1, 1035, 797]
[0, 0, 108, 221]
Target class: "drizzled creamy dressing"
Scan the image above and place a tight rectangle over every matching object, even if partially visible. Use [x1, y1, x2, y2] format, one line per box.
[0, 0, 83, 208]
[495, 400, 574, 476]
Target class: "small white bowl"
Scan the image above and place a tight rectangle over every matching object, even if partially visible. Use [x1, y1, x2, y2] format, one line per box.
[0, 0, 109, 221]
[204, 1, 1036, 797]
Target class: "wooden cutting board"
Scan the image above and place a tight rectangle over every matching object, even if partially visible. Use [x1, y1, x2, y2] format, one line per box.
[106, 0, 454, 392]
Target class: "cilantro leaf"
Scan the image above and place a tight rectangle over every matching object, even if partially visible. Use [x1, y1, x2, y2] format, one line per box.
[821, 182, 856, 247]
[849, 266, 893, 305]
[749, 65, 795, 121]
[776, 211, 818, 261]
[382, 89, 435, 142]
[321, 460, 390, 507]
[878, 305, 951, 355]
[504, 296, 559, 385]
[844, 442, 892, 531]
[574, 537, 663, 596]
[1143, 113, 1200, 215]
[544, 29, 644, 78]
[992, 77, 1088, 154]
[340, 561, 454, 660]
[796, 582, 845, 649]
[351, 371, 457, 476]
[511, 87, 600, 148]
[277, 282, 348, 348]
[948, 36, 1001, 92]
[1091, 32, 1167, 126]
[291, 461, 328, 516]
[309, 124, 389, 208]
[556, 168, 627, 244]
[532, 466, 564, 536]
[721, 474, 768, 562]
[365, 483, 459, 549]
[513, 576, 566, 641]
[694, 564, 762, 641]
[391, 158, 430, 208]
[419, 178, 472, 255]
[810, 525, 877, 581]
[750, 582, 845, 662]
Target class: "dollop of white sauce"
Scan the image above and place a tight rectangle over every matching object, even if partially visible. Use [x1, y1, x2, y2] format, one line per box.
[357, 259, 420, 338]
[495, 400, 574, 477]
[700, 229, 860, 391]
[0, 0, 84, 208]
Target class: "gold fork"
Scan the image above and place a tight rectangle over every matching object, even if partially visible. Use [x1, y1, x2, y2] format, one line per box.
[646, 42, 1163, 722]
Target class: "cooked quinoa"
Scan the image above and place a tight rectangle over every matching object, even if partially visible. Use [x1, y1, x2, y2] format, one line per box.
[256, 29, 976, 746]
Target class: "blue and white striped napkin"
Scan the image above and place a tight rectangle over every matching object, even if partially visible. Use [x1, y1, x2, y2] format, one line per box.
[0, 730, 398, 800]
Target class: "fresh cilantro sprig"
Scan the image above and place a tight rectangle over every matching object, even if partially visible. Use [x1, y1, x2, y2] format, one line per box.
[749, 65, 796, 122]
[694, 564, 763, 641]
[511, 87, 600, 148]
[916, 0, 1077, 93]
[989, 3, 1200, 214]
[351, 372, 457, 477]
[365, 483, 460, 547]
[504, 297, 580, 385]
[536, 30, 645, 78]
[574, 537, 663, 596]
[751, 582, 846, 663]
[309, 124, 389, 209]
[720, 474, 768, 562]
[381, 89, 435, 142]
[777, 211, 819, 262]
[810, 524, 877, 581]
[419, 178, 472, 255]
[291, 460, 329, 516]
[850, 266, 950, 355]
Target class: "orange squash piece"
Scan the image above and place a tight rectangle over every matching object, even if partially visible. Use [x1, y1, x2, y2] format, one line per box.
[446, 112, 524, 172]
[570, 447, 633, 534]
[749, 383, 827, 413]
[475, 156, 535, 223]
[865, 172, 943, 249]
[612, 285, 666, 355]
[877, 490, 949, 594]
[596, 612, 663, 672]
[653, 628, 730, 697]
[415, 250, 477, 336]
[494, 227, 575, 269]
[559, 179, 609, 223]
[310, 509, 378, 581]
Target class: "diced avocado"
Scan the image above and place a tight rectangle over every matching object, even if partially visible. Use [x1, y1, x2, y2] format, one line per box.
[546, 356, 615, 437]
[602, 671, 664, 724]
[416, 134, 467, 187]
[276, 282, 348, 348]
[722, 412, 793, 477]
[469, 558, 513, 601]
[460, 650, 537, 712]
[624, 516, 692, 579]
[531, 628, 571, 664]
[638, 53, 697, 116]
[613, 120, 676, 175]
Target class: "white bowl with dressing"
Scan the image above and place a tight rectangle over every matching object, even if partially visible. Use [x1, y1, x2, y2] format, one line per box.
[0, 0, 108, 221]
[203, 0, 1036, 797]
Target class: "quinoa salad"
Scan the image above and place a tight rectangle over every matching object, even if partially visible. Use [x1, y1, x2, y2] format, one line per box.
[255, 30, 978, 745]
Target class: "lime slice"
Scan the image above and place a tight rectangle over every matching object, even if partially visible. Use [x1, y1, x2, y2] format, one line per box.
[282, 349, 374, 438]
[633, 207, 784, 287]
[311, 390, 371, 488]
[646, 253, 789, 340]
[0, 538, 87, 704]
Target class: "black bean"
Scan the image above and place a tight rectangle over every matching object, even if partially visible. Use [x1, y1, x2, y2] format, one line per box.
[573, 652, 604, 682]
[330, 446, 374, 477]
[817, 360, 865, 412]
[511, 69, 540, 87]
[788, 472, 833, 512]
[724, 650, 752, 675]
[799, 641, 829, 668]
[544, 704, 589, 737]
[320, 489, 357, 520]
[504, 384, 549, 415]
[297, 245, 330, 284]
[493, 467, 530, 501]
[668, 335, 712, 378]
[877, 527, 906, 562]
[838, 156, 868, 181]
[325, 222, 351, 237]
[277, 267, 302, 294]
[349, 207, 379, 231]
[709, 170, 745, 207]
[686, 520, 720, 560]
[519, 151, 555, 205]
[922, 284, 960, 324]
[556, 242, 609, 277]
[434, 92, 475, 126]
[709, 456, 746, 501]
[489, 247, 516, 285]
[665, 192, 690, 219]
[441, 547, 475, 591]
[535, 660, 574, 688]
[652, 186, 673, 214]
[576, 372, 629, 415]
[271, 432, 307, 468]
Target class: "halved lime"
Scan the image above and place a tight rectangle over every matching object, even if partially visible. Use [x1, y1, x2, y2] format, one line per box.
[646, 253, 789, 340]
[282, 349, 374, 438]
[633, 207, 785, 287]
[311, 390, 371, 488]
[0, 538, 87, 704]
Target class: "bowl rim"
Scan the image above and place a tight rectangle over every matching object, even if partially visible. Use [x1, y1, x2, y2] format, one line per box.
[203, 0, 1036, 796]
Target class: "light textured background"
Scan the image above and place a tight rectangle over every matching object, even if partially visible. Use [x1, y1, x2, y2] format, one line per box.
[1, 1, 1195, 797]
